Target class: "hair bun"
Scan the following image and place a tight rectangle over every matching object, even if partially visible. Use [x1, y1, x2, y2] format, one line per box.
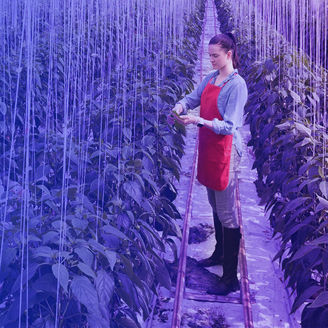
[225, 32, 236, 45]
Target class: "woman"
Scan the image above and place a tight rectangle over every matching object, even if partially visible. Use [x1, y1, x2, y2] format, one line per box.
[167, 33, 248, 296]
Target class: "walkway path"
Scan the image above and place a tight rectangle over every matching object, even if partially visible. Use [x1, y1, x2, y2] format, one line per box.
[150, 0, 301, 326]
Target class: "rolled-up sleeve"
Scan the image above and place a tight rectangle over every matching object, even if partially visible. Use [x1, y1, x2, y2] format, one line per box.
[212, 80, 248, 135]
[177, 72, 216, 114]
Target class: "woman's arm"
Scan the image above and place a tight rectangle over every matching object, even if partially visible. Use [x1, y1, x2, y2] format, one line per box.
[178, 114, 215, 130]
[176, 71, 217, 114]
[179, 79, 248, 132]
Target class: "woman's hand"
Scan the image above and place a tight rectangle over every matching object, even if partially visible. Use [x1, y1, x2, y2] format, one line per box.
[179, 114, 200, 125]
[167, 103, 184, 125]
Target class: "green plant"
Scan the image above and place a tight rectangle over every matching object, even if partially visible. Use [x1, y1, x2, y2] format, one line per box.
[0, 0, 206, 327]
[215, 0, 328, 326]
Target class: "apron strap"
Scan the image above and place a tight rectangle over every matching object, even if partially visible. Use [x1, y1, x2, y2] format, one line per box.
[210, 72, 238, 87]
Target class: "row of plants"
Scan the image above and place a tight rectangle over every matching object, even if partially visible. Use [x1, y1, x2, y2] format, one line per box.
[214, 0, 328, 326]
[0, 1, 205, 327]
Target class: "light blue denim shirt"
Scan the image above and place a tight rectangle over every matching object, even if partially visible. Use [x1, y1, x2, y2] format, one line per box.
[177, 69, 248, 156]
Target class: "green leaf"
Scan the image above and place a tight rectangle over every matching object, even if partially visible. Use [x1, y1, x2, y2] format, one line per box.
[104, 250, 117, 270]
[71, 276, 99, 312]
[5, 289, 39, 324]
[308, 234, 328, 245]
[319, 181, 328, 198]
[52, 263, 69, 293]
[141, 198, 156, 215]
[166, 238, 178, 262]
[119, 254, 145, 291]
[0, 102, 6, 115]
[290, 245, 319, 262]
[123, 180, 143, 205]
[35, 164, 50, 182]
[75, 247, 94, 267]
[308, 291, 328, 308]
[282, 197, 310, 215]
[42, 231, 59, 244]
[274, 120, 291, 131]
[104, 163, 118, 173]
[87, 315, 109, 328]
[154, 257, 171, 290]
[78, 262, 96, 278]
[0, 243, 16, 279]
[294, 137, 313, 148]
[90, 150, 103, 159]
[312, 92, 320, 102]
[279, 88, 288, 98]
[102, 224, 130, 240]
[316, 194, 328, 212]
[31, 317, 55, 328]
[95, 270, 114, 307]
[45, 200, 59, 213]
[11, 262, 41, 293]
[52, 220, 65, 230]
[122, 145, 132, 159]
[131, 173, 145, 190]
[169, 218, 182, 239]
[291, 285, 323, 313]
[80, 194, 95, 214]
[44, 318, 55, 328]
[142, 170, 158, 193]
[123, 127, 132, 141]
[33, 246, 55, 258]
[28, 235, 42, 242]
[294, 122, 311, 137]
[307, 95, 317, 107]
[115, 317, 139, 328]
[289, 90, 301, 103]
[142, 135, 155, 147]
[319, 166, 325, 179]
[72, 217, 88, 230]
[88, 239, 106, 254]
[68, 187, 77, 200]
[163, 134, 175, 148]
[36, 184, 51, 195]
[31, 273, 57, 294]
[117, 273, 141, 311]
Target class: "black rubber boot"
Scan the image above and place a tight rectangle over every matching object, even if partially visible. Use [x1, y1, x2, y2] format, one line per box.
[208, 226, 241, 295]
[198, 211, 223, 267]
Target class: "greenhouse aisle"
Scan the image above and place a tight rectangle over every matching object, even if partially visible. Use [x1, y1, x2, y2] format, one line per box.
[151, 0, 302, 327]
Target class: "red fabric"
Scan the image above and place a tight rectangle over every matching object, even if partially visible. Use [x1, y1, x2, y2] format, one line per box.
[196, 77, 233, 191]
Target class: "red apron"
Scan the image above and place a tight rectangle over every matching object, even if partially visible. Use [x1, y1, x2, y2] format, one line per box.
[196, 76, 235, 191]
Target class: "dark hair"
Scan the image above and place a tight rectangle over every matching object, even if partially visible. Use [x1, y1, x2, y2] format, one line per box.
[209, 33, 240, 69]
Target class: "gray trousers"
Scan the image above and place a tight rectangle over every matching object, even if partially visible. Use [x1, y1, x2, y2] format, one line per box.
[206, 145, 241, 228]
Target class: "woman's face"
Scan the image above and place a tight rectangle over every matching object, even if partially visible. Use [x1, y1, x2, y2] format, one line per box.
[208, 44, 232, 70]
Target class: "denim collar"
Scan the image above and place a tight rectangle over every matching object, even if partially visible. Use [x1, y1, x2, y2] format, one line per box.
[211, 68, 238, 87]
